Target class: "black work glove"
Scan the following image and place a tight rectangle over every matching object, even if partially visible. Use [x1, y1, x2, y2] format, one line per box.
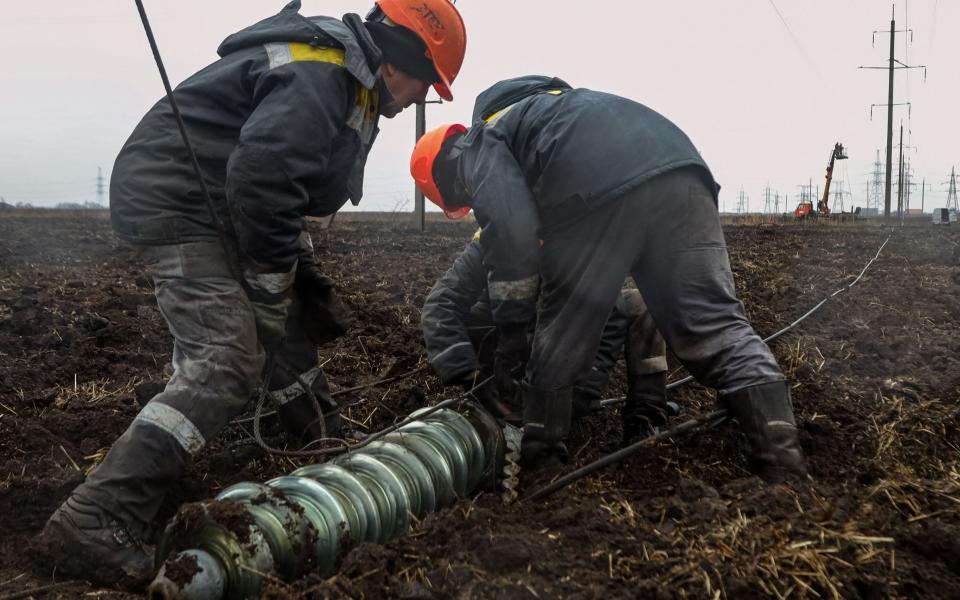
[294, 262, 352, 346]
[494, 323, 530, 402]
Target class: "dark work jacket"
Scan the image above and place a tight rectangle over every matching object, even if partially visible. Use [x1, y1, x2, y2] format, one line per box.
[110, 1, 382, 295]
[422, 239, 627, 397]
[457, 75, 718, 325]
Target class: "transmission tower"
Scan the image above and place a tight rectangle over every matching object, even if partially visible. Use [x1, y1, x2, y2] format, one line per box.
[869, 150, 884, 213]
[831, 180, 847, 213]
[797, 181, 815, 206]
[762, 184, 776, 213]
[947, 167, 959, 213]
[96, 167, 105, 206]
[736, 189, 748, 214]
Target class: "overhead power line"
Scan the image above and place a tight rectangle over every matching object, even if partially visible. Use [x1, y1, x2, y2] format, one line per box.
[766, 0, 824, 80]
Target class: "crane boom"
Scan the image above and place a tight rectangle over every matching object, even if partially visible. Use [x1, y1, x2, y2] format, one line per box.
[818, 142, 848, 215]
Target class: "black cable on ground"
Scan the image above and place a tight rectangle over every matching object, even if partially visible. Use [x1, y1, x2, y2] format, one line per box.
[525, 409, 730, 503]
[531, 234, 892, 502]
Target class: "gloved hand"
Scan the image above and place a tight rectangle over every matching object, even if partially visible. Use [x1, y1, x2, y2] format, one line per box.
[295, 262, 352, 346]
[450, 368, 519, 423]
[494, 323, 530, 402]
[252, 297, 288, 352]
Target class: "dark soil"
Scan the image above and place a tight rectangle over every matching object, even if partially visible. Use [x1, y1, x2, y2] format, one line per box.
[1, 211, 958, 599]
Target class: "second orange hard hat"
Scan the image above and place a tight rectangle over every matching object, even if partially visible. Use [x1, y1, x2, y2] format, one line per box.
[410, 123, 470, 219]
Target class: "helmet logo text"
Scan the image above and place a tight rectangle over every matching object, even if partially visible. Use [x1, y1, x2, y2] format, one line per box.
[411, 3, 445, 31]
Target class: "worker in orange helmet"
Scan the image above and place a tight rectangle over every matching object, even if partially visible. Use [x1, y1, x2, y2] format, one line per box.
[411, 75, 806, 483]
[40, 0, 465, 586]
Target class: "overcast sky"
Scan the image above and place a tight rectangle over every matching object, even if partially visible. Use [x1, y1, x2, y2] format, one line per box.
[0, 0, 956, 213]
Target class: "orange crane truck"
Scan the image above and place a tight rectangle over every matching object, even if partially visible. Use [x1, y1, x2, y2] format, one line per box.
[795, 142, 848, 219]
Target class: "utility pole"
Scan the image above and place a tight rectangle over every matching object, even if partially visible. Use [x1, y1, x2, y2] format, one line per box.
[884, 9, 896, 219]
[897, 124, 904, 221]
[96, 166, 105, 206]
[737, 189, 748, 214]
[860, 5, 926, 219]
[413, 103, 426, 231]
[904, 161, 914, 213]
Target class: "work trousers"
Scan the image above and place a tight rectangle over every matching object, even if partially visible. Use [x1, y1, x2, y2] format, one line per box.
[527, 168, 783, 395]
[75, 241, 320, 532]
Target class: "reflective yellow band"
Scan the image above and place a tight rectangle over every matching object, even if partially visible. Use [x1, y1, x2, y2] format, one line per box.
[264, 42, 345, 70]
[484, 108, 506, 124]
[289, 43, 345, 65]
[484, 90, 564, 125]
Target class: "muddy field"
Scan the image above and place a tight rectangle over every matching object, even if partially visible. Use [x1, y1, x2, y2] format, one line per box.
[1, 211, 958, 599]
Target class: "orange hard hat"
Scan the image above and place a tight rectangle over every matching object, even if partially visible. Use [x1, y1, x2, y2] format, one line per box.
[375, 0, 466, 101]
[410, 123, 470, 219]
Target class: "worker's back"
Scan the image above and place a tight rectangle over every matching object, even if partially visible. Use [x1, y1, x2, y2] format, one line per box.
[110, 7, 382, 245]
[464, 76, 718, 233]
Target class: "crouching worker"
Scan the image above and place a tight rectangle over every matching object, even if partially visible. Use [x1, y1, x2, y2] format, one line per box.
[421, 231, 674, 443]
[410, 75, 805, 483]
[40, 0, 467, 585]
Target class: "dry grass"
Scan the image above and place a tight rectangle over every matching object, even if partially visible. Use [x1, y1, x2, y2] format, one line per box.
[51, 376, 142, 409]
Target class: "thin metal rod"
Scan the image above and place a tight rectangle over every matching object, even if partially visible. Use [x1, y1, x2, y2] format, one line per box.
[414, 103, 426, 231]
[525, 410, 729, 502]
[133, 0, 242, 281]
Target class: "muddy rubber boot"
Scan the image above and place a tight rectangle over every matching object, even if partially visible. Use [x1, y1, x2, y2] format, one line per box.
[720, 380, 807, 483]
[621, 372, 670, 447]
[40, 495, 154, 585]
[520, 384, 573, 471]
[276, 371, 342, 443]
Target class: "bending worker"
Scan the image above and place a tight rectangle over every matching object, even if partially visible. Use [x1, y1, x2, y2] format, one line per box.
[41, 0, 466, 584]
[422, 230, 674, 445]
[410, 75, 806, 481]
